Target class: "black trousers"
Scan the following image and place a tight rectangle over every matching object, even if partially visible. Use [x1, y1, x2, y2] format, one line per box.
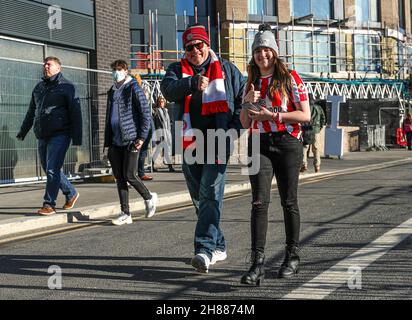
[108, 145, 152, 214]
[248, 132, 303, 253]
[406, 132, 412, 150]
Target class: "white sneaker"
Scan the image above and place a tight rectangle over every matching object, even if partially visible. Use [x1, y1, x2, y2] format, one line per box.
[111, 212, 133, 226]
[144, 192, 158, 218]
[191, 253, 210, 273]
[210, 249, 227, 265]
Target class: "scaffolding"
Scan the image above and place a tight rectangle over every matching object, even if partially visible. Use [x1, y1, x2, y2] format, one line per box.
[130, 6, 412, 83]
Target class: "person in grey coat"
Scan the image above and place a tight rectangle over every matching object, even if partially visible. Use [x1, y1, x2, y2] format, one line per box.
[152, 96, 175, 172]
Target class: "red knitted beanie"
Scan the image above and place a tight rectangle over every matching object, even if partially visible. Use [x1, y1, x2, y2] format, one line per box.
[182, 25, 210, 47]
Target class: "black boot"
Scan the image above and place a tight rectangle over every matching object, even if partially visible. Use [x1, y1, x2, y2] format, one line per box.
[240, 251, 265, 286]
[277, 245, 300, 278]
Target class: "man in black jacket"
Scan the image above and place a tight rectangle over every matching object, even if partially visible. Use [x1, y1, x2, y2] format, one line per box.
[17, 56, 82, 215]
[161, 24, 245, 273]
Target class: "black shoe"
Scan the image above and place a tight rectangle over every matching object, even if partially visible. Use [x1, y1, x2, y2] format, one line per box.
[277, 245, 300, 278]
[168, 165, 175, 172]
[240, 251, 265, 286]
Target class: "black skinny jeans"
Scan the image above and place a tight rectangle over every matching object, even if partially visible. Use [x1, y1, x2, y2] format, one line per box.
[248, 132, 303, 253]
[108, 145, 152, 215]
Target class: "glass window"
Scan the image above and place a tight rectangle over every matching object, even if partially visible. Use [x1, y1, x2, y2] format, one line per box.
[47, 47, 88, 68]
[130, 0, 143, 14]
[293, 32, 312, 72]
[312, 0, 332, 19]
[356, 0, 379, 23]
[286, 31, 331, 73]
[131, 29, 145, 52]
[176, 0, 195, 16]
[313, 34, 329, 72]
[248, 0, 265, 15]
[0, 38, 43, 62]
[291, 0, 332, 19]
[354, 35, 381, 72]
[131, 29, 146, 69]
[291, 0, 310, 18]
[0, 39, 91, 182]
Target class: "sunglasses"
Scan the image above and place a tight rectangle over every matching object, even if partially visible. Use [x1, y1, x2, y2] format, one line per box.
[185, 42, 205, 52]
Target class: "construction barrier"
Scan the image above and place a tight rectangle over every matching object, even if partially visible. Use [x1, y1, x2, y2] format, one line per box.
[367, 125, 388, 151]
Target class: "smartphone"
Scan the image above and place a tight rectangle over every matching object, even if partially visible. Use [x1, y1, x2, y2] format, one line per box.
[241, 102, 262, 112]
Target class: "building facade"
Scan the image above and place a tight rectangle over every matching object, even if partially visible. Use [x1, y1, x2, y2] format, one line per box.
[129, 0, 216, 72]
[0, 0, 130, 183]
[129, 0, 411, 146]
[218, 0, 412, 80]
[129, 0, 412, 81]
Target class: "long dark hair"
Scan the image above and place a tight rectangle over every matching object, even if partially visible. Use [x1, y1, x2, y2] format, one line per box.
[246, 26, 292, 103]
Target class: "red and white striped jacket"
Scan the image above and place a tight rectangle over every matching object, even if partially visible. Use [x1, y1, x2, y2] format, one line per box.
[250, 70, 308, 139]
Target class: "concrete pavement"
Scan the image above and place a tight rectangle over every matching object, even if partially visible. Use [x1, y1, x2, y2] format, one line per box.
[0, 163, 411, 300]
[0, 149, 411, 241]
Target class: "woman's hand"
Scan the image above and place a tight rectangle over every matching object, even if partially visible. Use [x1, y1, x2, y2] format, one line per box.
[248, 108, 276, 122]
[243, 84, 261, 103]
[134, 139, 144, 150]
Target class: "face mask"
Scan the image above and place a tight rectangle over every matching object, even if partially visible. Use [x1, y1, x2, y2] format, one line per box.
[112, 70, 127, 82]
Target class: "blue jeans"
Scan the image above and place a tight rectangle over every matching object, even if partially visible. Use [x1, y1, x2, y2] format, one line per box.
[38, 134, 77, 207]
[182, 162, 227, 259]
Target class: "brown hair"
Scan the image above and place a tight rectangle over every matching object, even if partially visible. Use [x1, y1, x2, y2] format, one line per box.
[44, 56, 61, 66]
[156, 96, 166, 107]
[245, 50, 292, 103]
[110, 59, 128, 70]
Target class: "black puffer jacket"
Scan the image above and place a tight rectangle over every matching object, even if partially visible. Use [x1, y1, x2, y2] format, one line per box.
[17, 72, 82, 145]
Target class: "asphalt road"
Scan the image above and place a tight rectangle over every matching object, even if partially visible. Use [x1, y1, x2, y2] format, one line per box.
[0, 163, 411, 301]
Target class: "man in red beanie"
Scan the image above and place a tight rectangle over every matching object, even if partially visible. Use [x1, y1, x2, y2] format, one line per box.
[161, 24, 246, 274]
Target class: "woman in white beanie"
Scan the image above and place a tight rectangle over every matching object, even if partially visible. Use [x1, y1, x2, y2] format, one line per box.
[240, 24, 311, 285]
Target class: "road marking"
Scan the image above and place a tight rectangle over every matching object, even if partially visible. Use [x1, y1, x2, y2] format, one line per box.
[282, 217, 412, 300]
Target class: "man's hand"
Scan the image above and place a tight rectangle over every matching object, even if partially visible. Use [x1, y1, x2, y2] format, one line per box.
[134, 139, 144, 150]
[243, 84, 261, 104]
[197, 69, 209, 91]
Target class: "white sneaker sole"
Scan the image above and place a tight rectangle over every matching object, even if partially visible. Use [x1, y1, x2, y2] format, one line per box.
[111, 218, 133, 226]
[210, 253, 227, 265]
[145, 193, 158, 218]
[191, 256, 209, 273]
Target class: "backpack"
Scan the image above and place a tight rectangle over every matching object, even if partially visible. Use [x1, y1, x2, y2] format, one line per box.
[301, 122, 314, 145]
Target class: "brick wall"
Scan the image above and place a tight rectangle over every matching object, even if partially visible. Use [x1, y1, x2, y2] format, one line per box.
[380, 0, 399, 29]
[95, 0, 130, 70]
[93, 0, 131, 163]
[277, 0, 291, 24]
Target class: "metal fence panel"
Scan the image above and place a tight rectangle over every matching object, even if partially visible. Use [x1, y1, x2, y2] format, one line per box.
[0, 57, 111, 184]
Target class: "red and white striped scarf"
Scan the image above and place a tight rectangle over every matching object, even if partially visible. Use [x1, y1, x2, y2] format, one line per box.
[181, 50, 228, 149]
